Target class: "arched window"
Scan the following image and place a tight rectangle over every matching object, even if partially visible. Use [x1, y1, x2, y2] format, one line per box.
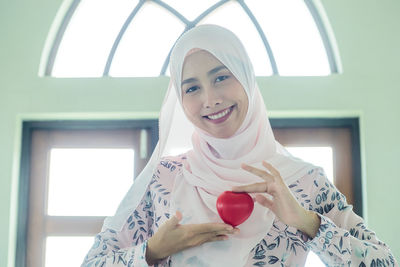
[40, 0, 341, 77]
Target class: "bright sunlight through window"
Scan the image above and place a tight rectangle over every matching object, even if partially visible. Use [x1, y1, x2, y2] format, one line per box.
[45, 236, 93, 267]
[47, 148, 134, 216]
[49, 0, 335, 77]
[286, 146, 333, 266]
[52, 0, 138, 77]
[286, 146, 333, 182]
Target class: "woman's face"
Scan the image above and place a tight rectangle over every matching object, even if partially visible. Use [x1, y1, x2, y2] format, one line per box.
[181, 50, 248, 138]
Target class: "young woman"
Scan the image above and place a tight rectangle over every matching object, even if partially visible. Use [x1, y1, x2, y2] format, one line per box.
[82, 25, 397, 267]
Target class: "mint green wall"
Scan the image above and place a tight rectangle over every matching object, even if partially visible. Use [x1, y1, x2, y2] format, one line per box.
[1, 1, 399, 266]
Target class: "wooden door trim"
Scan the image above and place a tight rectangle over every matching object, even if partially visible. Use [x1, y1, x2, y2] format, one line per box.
[270, 118, 362, 217]
[16, 118, 361, 267]
[16, 120, 158, 267]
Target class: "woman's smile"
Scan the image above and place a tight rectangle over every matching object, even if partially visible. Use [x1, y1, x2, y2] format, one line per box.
[203, 105, 235, 123]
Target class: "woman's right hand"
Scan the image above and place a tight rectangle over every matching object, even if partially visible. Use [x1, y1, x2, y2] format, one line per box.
[146, 211, 239, 265]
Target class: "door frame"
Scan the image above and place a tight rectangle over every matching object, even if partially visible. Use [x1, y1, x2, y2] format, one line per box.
[16, 120, 158, 267]
[270, 118, 362, 217]
[16, 118, 362, 266]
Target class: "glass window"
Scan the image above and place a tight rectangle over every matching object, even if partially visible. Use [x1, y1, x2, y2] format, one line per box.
[109, 2, 184, 77]
[163, 0, 218, 21]
[52, 0, 138, 77]
[19, 120, 361, 267]
[286, 146, 333, 182]
[47, 148, 134, 216]
[22, 125, 157, 267]
[45, 236, 94, 267]
[286, 146, 333, 267]
[246, 0, 331, 76]
[199, 1, 273, 76]
[47, 0, 336, 77]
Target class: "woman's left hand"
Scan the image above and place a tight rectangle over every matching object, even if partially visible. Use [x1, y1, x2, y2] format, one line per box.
[232, 161, 320, 238]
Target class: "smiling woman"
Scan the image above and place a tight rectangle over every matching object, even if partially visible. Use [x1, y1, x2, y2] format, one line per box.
[181, 50, 248, 138]
[81, 25, 398, 267]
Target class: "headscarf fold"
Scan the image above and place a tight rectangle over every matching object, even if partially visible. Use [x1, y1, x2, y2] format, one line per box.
[104, 24, 315, 267]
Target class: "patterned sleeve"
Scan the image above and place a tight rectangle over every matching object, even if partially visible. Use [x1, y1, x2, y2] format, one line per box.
[305, 169, 398, 266]
[81, 184, 156, 267]
[81, 156, 182, 267]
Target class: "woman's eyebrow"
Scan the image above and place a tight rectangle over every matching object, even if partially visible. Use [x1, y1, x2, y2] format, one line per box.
[207, 65, 228, 76]
[181, 65, 228, 86]
[181, 77, 197, 87]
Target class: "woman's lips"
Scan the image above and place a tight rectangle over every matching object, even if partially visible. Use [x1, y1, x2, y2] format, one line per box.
[203, 105, 234, 124]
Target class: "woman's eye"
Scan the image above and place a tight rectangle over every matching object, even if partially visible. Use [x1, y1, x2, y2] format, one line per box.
[185, 86, 199, 94]
[215, 75, 229, 83]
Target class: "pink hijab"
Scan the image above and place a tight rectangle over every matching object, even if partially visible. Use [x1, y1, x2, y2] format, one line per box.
[104, 25, 314, 266]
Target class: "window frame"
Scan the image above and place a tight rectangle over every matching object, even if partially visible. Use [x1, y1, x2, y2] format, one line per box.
[16, 117, 362, 266]
[43, 0, 339, 77]
[270, 117, 363, 216]
[16, 119, 158, 267]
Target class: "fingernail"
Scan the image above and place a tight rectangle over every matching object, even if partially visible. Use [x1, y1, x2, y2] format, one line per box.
[225, 226, 233, 230]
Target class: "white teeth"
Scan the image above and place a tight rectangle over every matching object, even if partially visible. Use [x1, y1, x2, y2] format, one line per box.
[207, 108, 231, 120]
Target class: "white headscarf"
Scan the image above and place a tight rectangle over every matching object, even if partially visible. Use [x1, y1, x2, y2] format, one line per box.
[104, 25, 315, 266]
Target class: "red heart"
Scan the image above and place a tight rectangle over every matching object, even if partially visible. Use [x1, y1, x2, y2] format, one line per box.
[216, 191, 254, 227]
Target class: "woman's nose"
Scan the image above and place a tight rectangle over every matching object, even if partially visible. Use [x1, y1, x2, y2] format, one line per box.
[202, 87, 222, 108]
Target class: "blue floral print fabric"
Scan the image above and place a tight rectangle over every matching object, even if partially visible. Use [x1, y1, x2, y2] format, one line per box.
[81, 155, 397, 267]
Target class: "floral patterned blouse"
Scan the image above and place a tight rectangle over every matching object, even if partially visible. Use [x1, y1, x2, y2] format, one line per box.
[82, 155, 397, 267]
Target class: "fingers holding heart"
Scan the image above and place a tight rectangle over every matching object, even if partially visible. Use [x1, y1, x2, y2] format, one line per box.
[234, 161, 280, 194]
[233, 161, 285, 206]
[254, 193, 274, 209]
[231, 161, 313, 231]
[231, 182, 268, 193]
[261, 161, 282, 179]
[241, 163, 275, 182]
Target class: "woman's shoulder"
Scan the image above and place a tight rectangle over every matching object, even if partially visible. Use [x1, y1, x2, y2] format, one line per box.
[289, 167, 337, 201]
[153, 153, 187, 180]
[157, 153, 187, 174]
[150, 153, 187, 194]
[288, 166, 327, 193]
[159, 153, 187, 170]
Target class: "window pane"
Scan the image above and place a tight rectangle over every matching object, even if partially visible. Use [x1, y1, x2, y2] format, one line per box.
[52, 0, 138, 77]
[246, 0, 330, 76]
[109, 2, 184, 77]
[163, 0, 218, 21]
[286, 146, 332, 267]
[199, 1, 273, 76]
[286, 146, 333, 182]
[47, 148, 134, 216]
[45, 236, 93, 267]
